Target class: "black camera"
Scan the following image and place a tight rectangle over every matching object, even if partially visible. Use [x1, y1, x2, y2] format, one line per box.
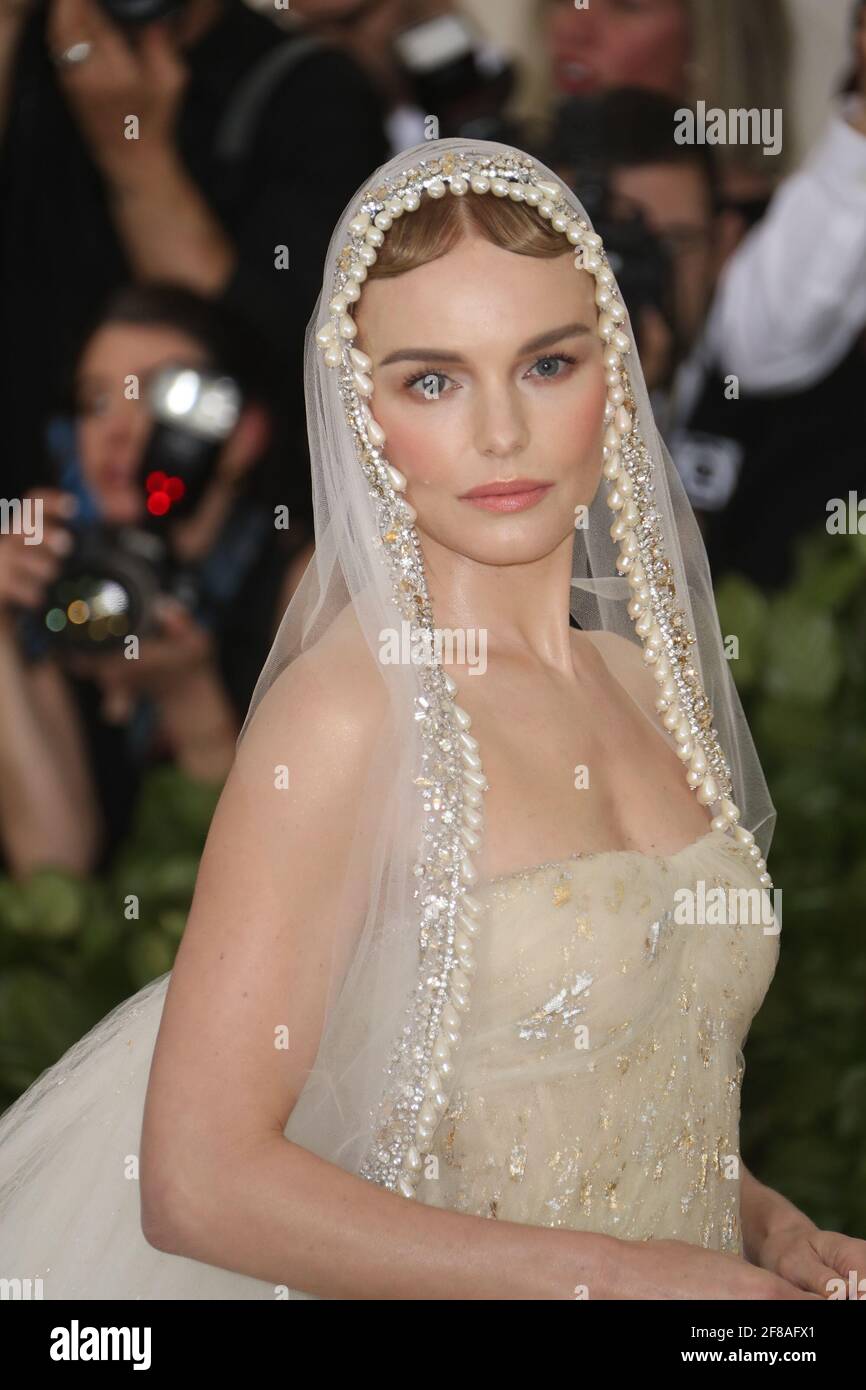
[35, 364, 241, 651]
[391, 13, 516, 140]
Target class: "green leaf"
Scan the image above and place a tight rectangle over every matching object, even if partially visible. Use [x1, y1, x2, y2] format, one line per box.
[763, 598, 843, 704]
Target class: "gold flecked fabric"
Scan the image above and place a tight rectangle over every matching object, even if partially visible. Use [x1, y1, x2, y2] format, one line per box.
[419, 827, 779, 1254]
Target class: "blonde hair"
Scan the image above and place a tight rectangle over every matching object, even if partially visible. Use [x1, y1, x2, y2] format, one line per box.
[365, 187, 572, 281]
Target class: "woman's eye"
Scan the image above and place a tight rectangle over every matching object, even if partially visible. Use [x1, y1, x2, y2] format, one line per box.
[526, 353, 576, 381]
[404, 370, 451, 400]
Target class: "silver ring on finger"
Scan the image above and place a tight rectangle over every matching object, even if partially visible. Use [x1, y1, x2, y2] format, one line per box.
[54, 41, 94, 67]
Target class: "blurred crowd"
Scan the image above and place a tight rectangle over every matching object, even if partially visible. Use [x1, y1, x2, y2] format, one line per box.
[1, 0, 864, 879]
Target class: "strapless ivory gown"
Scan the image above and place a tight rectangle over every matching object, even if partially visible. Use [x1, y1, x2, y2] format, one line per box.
[0, 827, 778, 1297]
[418, 826, 780, 1255]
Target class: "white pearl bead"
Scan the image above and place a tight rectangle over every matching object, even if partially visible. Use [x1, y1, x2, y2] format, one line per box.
[460, 855, 477, 885]
[443, 672, 457, 695]
[364, 408, 385, 447]
[315, 322, 335, 346]
[450, 175, 469, 195]
[461, 892, 483, 917]
[696, 775, 719, 806]
[536, 180, 560, 200]
[347, 263, 367, 283]
[353, 370, 374, 397]
[507, 183, 525, 201]
[427, 177, 446, 198]
[491, 177, 509, 197]
[349, 212, 370, 234]
[374, 211, 392, 230]
[734, 825, 754, 846]
[615, 406, 633, 435]
[397, 1176, 417, 1199]
[552, 212, 568, 232]
[386, 197, 404, 218]
[608, 385, 625, 406]
[452, 704, 472, 730]
[598, 312, 615, 340]
[358, 244, 377, 267]
[323, 344, 341, 368]
[329, 292, 348, 313]
[402, 189, 420, 211]
[343, 281, 361, 302]
[457, 910, 480, 936]
[583, 231, 603, 250]
[402, 500, 417, 523]
[719, 798, 740, 823]
[386, 464, 407, 492]
[584, 253, 602, 273]
[538, 200, 554, 218]
[596, 285, 612, 309]
[613, 329, 631, 353]
[349, 346, 372, 372]
[365, 225, 385, 247]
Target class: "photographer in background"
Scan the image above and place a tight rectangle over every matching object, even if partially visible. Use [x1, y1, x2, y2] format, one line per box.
[544, 88, 723, 397]
[0, 0, 388, 503]
[0, 284, 295, 880]
[284, 0, 521, 151]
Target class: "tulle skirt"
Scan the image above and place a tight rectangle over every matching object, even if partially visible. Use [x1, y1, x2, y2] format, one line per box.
[0, 973, 301, 1299]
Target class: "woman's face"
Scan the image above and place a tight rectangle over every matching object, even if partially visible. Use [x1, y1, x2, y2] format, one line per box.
[353, 234, 608, 569]
[546, 0, 690, 100]
[75, 323, 210, 526]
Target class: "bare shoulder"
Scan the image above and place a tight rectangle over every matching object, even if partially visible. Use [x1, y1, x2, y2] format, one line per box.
[573, 627, 660, 724]
[239, 600, 390, 769]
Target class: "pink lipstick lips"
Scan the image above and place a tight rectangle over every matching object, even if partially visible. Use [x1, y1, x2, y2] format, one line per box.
[459, 478, 554, 513]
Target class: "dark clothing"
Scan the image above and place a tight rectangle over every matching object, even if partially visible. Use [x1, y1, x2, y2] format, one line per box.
[684, 342, 866, 589]
[0, 0, 389, 514]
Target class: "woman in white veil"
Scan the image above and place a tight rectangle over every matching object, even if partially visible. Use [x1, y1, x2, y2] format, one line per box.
[0, 137, 860, 1300]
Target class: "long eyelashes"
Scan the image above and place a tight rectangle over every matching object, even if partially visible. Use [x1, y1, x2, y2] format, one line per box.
[401, 352, 579, 398]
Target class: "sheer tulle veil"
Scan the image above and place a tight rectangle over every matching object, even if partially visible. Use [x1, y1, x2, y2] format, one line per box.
[0, 137, 776, 1299]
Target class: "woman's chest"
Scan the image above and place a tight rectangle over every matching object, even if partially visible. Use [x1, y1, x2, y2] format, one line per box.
[468, 848, 781, 1055]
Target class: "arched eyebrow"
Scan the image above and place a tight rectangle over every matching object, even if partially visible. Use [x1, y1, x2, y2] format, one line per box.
[377, 321, 592, 367]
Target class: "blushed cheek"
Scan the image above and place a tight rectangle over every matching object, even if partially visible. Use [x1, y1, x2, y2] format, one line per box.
[556, 372, 607, 475]
[375, 406, 454, 489]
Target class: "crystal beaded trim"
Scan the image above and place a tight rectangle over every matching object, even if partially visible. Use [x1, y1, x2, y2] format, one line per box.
[316, 148, 770, 1197]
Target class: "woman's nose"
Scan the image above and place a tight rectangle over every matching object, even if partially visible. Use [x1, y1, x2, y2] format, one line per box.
[473, 383, 529, 459]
